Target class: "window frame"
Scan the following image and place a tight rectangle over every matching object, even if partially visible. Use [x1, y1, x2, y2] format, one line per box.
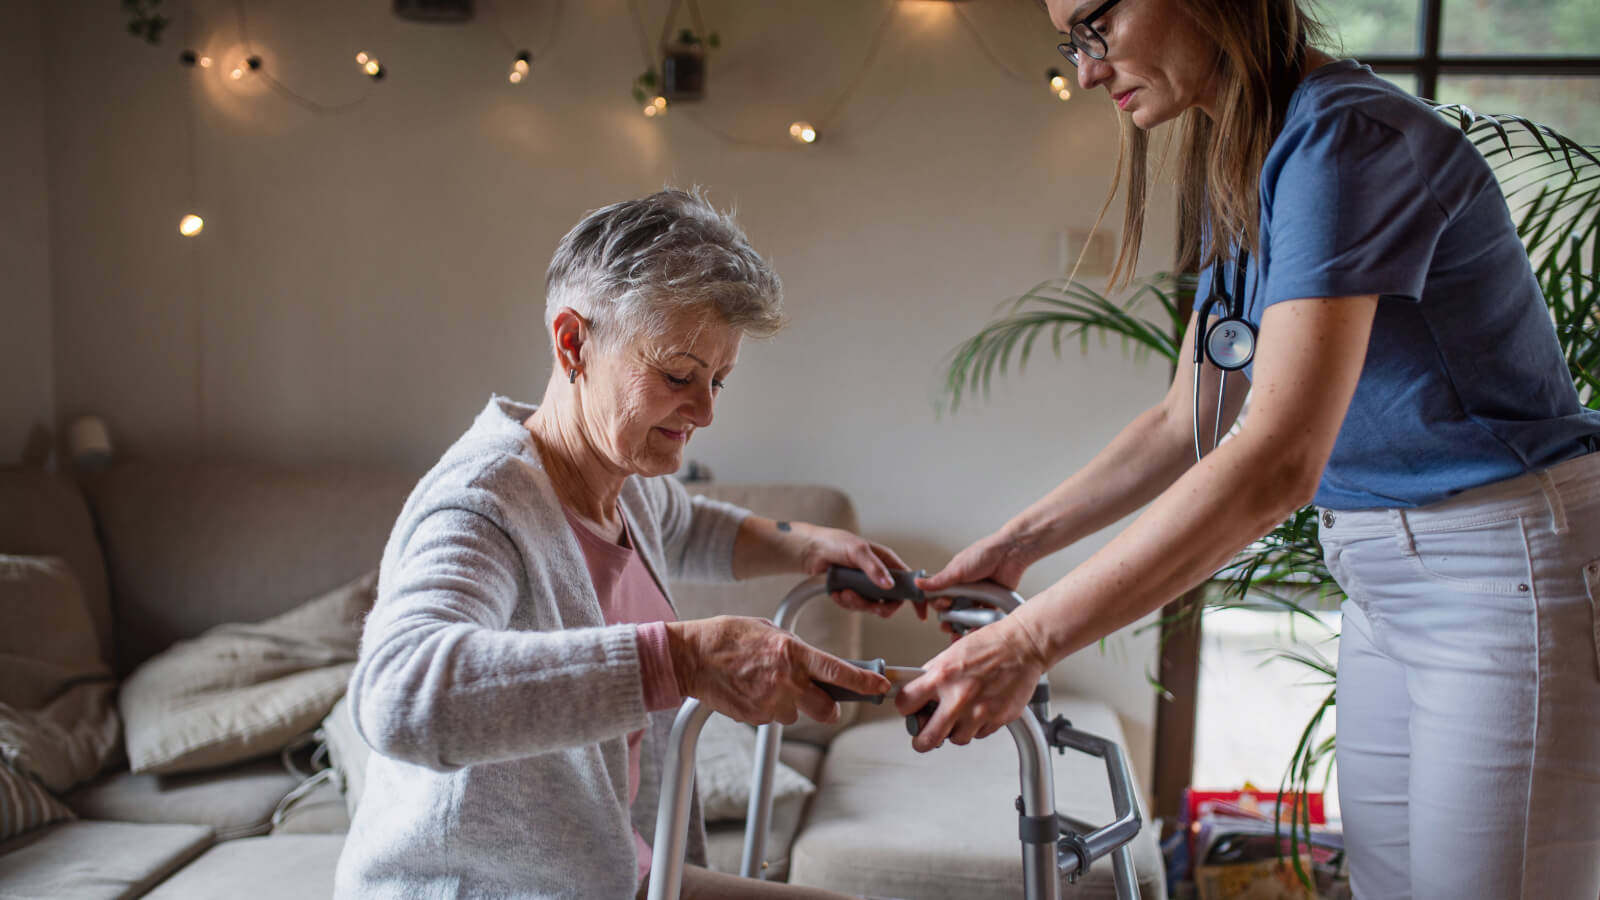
[1359, 0, 1600, 99]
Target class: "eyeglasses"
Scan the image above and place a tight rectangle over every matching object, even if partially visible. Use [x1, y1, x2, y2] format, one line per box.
[1056, 0, 1124, 68]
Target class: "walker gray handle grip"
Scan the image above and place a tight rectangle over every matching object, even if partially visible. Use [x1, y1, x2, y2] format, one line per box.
[814, 658, 888, 704]
[825, 566, 924, 603]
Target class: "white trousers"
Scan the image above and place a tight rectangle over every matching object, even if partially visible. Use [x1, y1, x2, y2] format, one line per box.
[1319, 451, 1600, 900]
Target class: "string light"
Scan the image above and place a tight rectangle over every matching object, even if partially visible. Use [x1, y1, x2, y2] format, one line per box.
[178, 214, 204, 237]
[227, 54, 263, 81]
[1047, 67, 1071, 102]
[356, 51, 385, 79]
[643, 95, 668, 117]
[178, 50, 212, 68]
[788, 121, 817, 144]
[510, 50, 532, 84]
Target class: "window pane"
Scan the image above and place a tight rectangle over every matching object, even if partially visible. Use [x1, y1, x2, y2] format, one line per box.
[1442, 0, 1600, 56]
[1436, 76, 1600, 145]
[1318, 0, 1420, 57]
[1193, 608, 1342, 819]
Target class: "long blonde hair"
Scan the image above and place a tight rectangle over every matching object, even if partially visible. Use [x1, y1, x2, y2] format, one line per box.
[1102, 0, 1328, 285]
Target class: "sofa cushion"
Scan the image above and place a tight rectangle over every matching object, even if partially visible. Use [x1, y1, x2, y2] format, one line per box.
[789, 696, 1165, 899]
[0, 820, 212, 900]
[670, 484, 865, 745]
[118, 569, 374, 775]
[704, 789, 810, 883]
[695, 714, 816, 822]
[63, 757, 301, 841]
[0, 763, 74, 843]
[316, 696, 364, 820]
[80, 461, 414, 675]
[0, 469, 112, 668]
[269, 776, 349, 835]
[0, 555, 122, 794]
[703, 739, 821, 881]
[140, 834, 344, 900]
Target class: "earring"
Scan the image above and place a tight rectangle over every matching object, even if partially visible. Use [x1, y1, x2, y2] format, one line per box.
[567, 368, 578, 384]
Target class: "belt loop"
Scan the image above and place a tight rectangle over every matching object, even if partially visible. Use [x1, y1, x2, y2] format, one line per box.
[1535, 469, 1569, 534]
[1391, 509, 1418, 557]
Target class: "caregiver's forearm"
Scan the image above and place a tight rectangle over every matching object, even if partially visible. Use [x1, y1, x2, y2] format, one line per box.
[1006, 426, 1312, 664]
[998, 398, 1199, 566]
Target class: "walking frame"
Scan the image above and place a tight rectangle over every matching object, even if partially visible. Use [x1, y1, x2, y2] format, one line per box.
[646, 567, 1146, 900]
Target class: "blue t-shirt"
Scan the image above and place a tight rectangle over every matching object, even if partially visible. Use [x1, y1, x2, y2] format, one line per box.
[1193, 59, 1600, 509]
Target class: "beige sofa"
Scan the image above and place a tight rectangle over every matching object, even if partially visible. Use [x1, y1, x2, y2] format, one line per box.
[0, 461, 1163, 899]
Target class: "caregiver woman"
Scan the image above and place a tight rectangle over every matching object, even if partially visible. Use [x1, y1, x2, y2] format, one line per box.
[898, 1, 1600, 898]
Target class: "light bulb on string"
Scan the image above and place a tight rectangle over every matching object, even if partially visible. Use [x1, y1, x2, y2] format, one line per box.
[356, 52, 369, 65]
[178, 214, 205, 237]
[788, 122, 817, 145]
[228, 54, 262, 81]
[1047, 67, 1071, 101]
[510, 50, 532, 84]
[643, 95, 667, 117]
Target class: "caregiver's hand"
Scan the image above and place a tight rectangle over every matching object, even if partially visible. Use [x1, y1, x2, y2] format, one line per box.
[893, 617, 1049, 753]
[798, 525, 921, 620]
[916, 531, 1032, 595]
[666, 616, 890, 726]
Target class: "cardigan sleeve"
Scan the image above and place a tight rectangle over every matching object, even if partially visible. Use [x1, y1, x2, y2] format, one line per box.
[650, 476, 750, 584]
[348, 506, 651, 771]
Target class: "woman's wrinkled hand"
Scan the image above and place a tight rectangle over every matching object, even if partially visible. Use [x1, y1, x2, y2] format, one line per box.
[797, 526, 921, 620]
[665, 616, 891, 726]
[892, 618, 1050, 753]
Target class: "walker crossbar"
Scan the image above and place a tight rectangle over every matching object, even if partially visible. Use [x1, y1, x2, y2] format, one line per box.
[645, 570, 1143, 900]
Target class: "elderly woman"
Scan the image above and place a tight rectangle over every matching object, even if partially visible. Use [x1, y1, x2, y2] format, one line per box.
[902, 2, 1600, 898]
[335, 190, 906, 900]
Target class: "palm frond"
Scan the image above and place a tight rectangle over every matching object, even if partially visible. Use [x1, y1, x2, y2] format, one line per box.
[1434, 104, 1600, 406]
[939, 272, 1195, 414]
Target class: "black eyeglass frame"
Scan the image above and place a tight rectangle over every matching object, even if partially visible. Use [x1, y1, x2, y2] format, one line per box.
[1056, 0, 1124, 68]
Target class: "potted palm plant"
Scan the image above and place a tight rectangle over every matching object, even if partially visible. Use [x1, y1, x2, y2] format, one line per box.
[940, 106, 1599, 884]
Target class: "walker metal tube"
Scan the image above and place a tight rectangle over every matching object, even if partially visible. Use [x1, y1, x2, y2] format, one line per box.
[741, 577, 832, 878]
[1008, 712, 1060, 900]
[1050, 724, 1142, 889]
[648, 699, 713, 900]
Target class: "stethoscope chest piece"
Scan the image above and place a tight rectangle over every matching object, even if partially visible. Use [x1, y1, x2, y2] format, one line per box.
[1204, 315, 1257, 370]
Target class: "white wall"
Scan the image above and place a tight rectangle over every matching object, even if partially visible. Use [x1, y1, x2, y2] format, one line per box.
[40, 0, 1180, 785]
[1, 0, 55, 466]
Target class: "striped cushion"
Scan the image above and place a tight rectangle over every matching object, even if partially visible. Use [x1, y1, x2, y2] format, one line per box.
[0, 760, 73, 841]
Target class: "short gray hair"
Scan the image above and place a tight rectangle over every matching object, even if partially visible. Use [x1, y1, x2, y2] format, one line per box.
[544, 188, 784, 354]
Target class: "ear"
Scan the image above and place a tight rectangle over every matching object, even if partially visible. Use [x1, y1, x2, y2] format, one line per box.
[550, 308, 590, 368]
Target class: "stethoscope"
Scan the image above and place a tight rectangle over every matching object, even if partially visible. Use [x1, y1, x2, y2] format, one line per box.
[1191, 250, 1257, 461]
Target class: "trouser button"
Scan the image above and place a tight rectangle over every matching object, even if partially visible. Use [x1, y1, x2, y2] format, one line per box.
[1321, 510, 1336, 528]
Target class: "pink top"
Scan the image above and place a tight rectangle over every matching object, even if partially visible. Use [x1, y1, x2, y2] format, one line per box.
[563, 507, 682, 884]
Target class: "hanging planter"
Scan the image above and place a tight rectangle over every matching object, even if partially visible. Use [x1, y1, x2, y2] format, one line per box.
[661, 28, 718, 101]
[632, 0, 719, 107]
